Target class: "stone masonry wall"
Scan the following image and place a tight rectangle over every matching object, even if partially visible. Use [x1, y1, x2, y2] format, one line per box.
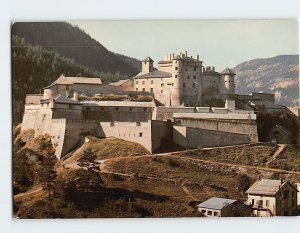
[177, 118, 258, 142]
[51, 119, 98, 159]
[173, 126, 250, 148]
[83, 106, 152, 122]
[97, 121, 153, 152]
[63, 119, 98, 156]
[151, 120, 169, 152]
[21, 104, 53, 136]
[51, 119, 67, 158]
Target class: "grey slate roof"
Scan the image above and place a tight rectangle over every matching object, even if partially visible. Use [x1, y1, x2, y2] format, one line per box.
[273, 125, 292, 135]
[221, 67, 236, 75]
[134, 70, 172, 79]
[53, 95, 82, 105]
[44, 74, 102, 89]
[81, 100, 155, 108]
[109, 79, 131, 86]
[142, 57, 154, 62]
[197, 197, 236, 210]
[245, 179, 286, 196]
[249, 100, 286, 109]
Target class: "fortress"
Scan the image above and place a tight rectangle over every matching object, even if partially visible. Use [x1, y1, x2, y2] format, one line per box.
[21, 52, 259, 159]
[133, 51, 235, 107]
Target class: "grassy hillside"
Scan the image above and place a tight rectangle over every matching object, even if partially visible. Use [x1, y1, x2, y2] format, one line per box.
[64, 137, 149, 163]
[13, 132, 300, 218]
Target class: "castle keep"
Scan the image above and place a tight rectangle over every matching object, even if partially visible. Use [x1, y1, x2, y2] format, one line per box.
[133, 52, 235, 107]
[21, 52, 259, 159]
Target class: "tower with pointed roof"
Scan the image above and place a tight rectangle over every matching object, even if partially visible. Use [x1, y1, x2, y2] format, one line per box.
[141, 57, 154, 74]
[221, 67, 236, 100]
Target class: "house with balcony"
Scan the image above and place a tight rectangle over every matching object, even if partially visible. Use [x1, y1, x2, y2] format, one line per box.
[245, 178, 298, 216]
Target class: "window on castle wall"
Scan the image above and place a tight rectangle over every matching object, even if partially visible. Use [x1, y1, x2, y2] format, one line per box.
[142, 81, 145, 85]
[161, 83, 164, 87]
[136, 88, 138, 91]
[175, 67, 178, 70]
[142, 88, 145, 92]
[150, 88, 153, 93]
[183, 83, 186, 87]
[115, 107, 119, 111]
[194, 67, 196, 71]
[187, 76, 190, 79]
[151, 80, 154, 84]
[175, 75, 178, 78]
[129, 107, 133, 111]
[193, 76, 196, 79]
[161, 90, 163, 93]
[139, 132, 143, 137]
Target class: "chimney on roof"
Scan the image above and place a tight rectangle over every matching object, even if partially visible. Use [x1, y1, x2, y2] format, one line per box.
[185, 51, 187, 57]
[197, 55, 199, 61]
[172, 53, 174, 58]
[212, 66, 215, 71]
[164, 54, 168, 61]
[73, 91, 78, 101]
[207, 66, 211, 71]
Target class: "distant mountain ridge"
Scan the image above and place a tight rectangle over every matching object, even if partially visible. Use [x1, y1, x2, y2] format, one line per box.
[11, 22, 141, 79]
[234, 55, 299, 106]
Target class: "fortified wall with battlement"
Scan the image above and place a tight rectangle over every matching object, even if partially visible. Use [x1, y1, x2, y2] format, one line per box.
[20, 71, 259, 159]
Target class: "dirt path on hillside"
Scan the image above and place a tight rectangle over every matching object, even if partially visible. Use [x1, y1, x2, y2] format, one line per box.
[100, 151, 300, 175]
[181, 185, 198, 201]
[14, 186, 43, 198]
[266, 144, 286, 167]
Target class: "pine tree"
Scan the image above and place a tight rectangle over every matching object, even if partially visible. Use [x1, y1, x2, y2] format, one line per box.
[76, 149, 102, 193]
[39, 154, 57, 198]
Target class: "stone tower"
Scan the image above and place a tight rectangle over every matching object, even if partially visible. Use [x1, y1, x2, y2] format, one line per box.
[221, 67, 235, 100]
[171, 55, 183, 106]
[141, 57, 154, 74]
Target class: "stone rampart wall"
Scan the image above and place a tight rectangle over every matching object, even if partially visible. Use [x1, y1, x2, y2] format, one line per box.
[173, 126, 250, 148]
[97, 121, 153, 152]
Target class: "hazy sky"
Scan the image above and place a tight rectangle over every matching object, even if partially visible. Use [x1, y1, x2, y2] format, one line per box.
[70, 20, 298, 71]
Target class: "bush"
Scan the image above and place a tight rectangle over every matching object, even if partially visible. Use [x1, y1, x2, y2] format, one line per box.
[237, 174, 251, 192]
[168, 159, 180, 168]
